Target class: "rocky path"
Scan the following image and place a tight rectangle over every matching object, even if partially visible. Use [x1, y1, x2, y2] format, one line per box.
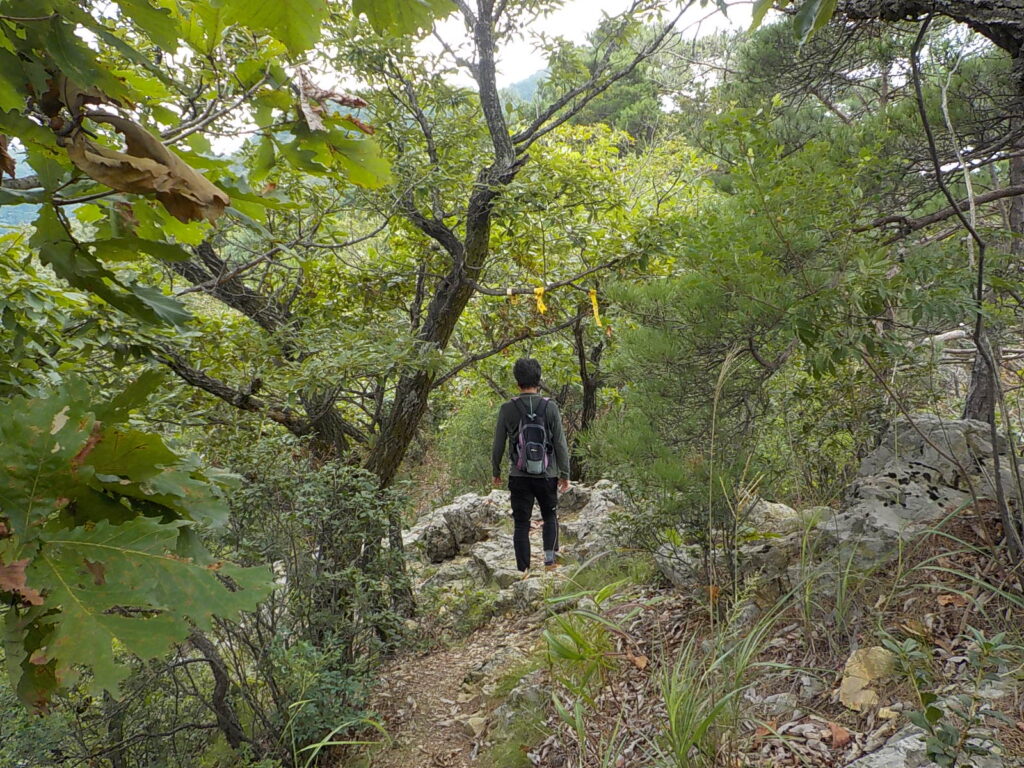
[364, 616, 542, 768]
[356, 483, 630, 767]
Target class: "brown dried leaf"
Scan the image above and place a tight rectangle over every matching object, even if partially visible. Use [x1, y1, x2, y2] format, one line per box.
[0, 135, 15, 178]
[296, 71, 326, 131]
[333, 93, 369, 108]
[343, 114, 376, 135]
[839, 647, 896, 712]
[63, 113, 229, 223]
[937, 594, 967, 608]
[0, 558, 45, 606]
[296, 69, 373, 133]
[828, 721, 852, 748]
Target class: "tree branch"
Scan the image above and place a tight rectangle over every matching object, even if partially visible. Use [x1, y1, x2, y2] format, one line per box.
[432, 310, 587, 389]
[466, 256, 627, 296]
[511, 5, 688, 150]
[858, 185, 1024, 236]
[157, 348, 312, 436]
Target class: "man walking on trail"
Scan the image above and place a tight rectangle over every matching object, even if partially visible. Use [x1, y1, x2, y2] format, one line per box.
[492, 358, 571, 575]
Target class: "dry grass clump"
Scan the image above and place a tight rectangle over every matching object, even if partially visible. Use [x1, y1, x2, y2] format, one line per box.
[518, 504, 1024, 767]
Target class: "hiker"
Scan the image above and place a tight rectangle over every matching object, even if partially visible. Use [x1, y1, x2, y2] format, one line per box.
[491, 357, 571, 574]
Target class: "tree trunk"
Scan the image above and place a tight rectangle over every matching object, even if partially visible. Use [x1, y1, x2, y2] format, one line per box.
[570, 311, 604, 481]
[364, 152, 519, 486]
[961, 49, 1023, 420]
[963, 341, 998, 421]
[190, 630, 247, 751]
[103, 692, 127, 768]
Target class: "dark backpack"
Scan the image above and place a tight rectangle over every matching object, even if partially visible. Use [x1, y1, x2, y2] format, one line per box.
[511, 396, 551, 475]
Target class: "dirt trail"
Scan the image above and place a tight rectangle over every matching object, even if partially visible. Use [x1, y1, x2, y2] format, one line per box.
[363, 616, 543, 768]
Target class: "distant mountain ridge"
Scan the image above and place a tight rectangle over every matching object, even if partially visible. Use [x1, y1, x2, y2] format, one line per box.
[502, 70, 547, 104]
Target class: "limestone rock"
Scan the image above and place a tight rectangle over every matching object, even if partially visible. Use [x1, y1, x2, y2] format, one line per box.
[559, 483, 625, 558]
[494, 670, 548, 729]
[461, 714, 488, 738]
[744, 496, 799, 529]
[419, 557, 474, 587]
[557, 484, 591, 513]
[847, 724, 1005, 768]
[405, 493, 507, 562]
[464, 644, 527, 685]
[469, 535, 521, 588]
[654, 541, 703, 588]
[511, 576, 547, 609]
[657, 416, 1024, 590]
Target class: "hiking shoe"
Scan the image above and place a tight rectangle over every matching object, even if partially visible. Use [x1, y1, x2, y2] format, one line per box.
[544, 562, 560, 572]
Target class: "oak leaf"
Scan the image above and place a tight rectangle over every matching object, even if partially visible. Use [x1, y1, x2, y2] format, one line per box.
[62, 113, 229, 223]
[0, 558, 45, 606]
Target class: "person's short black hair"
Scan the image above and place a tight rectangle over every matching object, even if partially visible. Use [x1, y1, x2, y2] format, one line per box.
[513, 358, 542, 388]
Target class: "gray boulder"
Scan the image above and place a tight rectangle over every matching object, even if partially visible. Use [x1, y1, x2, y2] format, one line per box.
[469, 535, 521, 587]
[559, 483, 626, 558]
[493, 670, 548, 729]
[847, 725, 1004, 768]
[656, 416, 1023, 588]
[404, 491, 508, 562]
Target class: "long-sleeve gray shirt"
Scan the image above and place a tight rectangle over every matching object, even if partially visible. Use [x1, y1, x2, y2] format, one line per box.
[492, 394, 570, 479]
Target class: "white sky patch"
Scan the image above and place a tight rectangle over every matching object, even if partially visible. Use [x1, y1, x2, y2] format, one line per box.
[210, 1, 754, 153]
[424, 0, 753, 89]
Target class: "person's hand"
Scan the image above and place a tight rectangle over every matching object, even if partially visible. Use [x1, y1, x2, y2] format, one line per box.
[558, 477, 570, 493]
[492, 476, 502, 488]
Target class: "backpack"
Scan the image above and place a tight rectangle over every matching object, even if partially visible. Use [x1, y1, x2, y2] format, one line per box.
[511, 396, 551, 475]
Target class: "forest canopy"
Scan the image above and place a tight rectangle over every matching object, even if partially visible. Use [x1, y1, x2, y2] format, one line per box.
[2, 0, 1024, 766]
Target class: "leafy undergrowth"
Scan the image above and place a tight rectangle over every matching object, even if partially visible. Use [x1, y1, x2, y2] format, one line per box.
[492, 505, 1024, 768]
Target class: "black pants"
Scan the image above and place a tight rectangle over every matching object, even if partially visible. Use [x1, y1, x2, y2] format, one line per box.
[509, 476, 559, 571]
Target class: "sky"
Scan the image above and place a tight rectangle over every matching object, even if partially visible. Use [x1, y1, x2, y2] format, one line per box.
[424, 0, 754, 89]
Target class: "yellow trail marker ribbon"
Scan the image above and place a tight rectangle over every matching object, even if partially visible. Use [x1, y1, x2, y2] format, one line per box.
[534, 286, 547, 314]
[589, 288, 602, 327]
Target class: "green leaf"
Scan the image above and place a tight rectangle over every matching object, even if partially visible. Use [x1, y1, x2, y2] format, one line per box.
[594, 579, 625, 606]
[30, 208, 171, 326]
[0, 51, 29, 111]
[330, 134, 393, 188]
[288, 127, 393, 187]
[221, 0, 328, 55]
[793, 0, 838, 43]
[90, 237, 193, 263]
[20, 518, 271, 697]
[0, 390, 93, 539]
[113, 0, 181, 51]
[251, 135, 276, 184]
[352, 0, 456, 36]
[749, 0, 774, 30]
[0, 186, 47, 206]
[129, 283, 191, 326]
[544, 630, 584, 661]
[96, 370, 166, 424]
[79, 429, 179, 483]
[43, 17, 130, 103]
